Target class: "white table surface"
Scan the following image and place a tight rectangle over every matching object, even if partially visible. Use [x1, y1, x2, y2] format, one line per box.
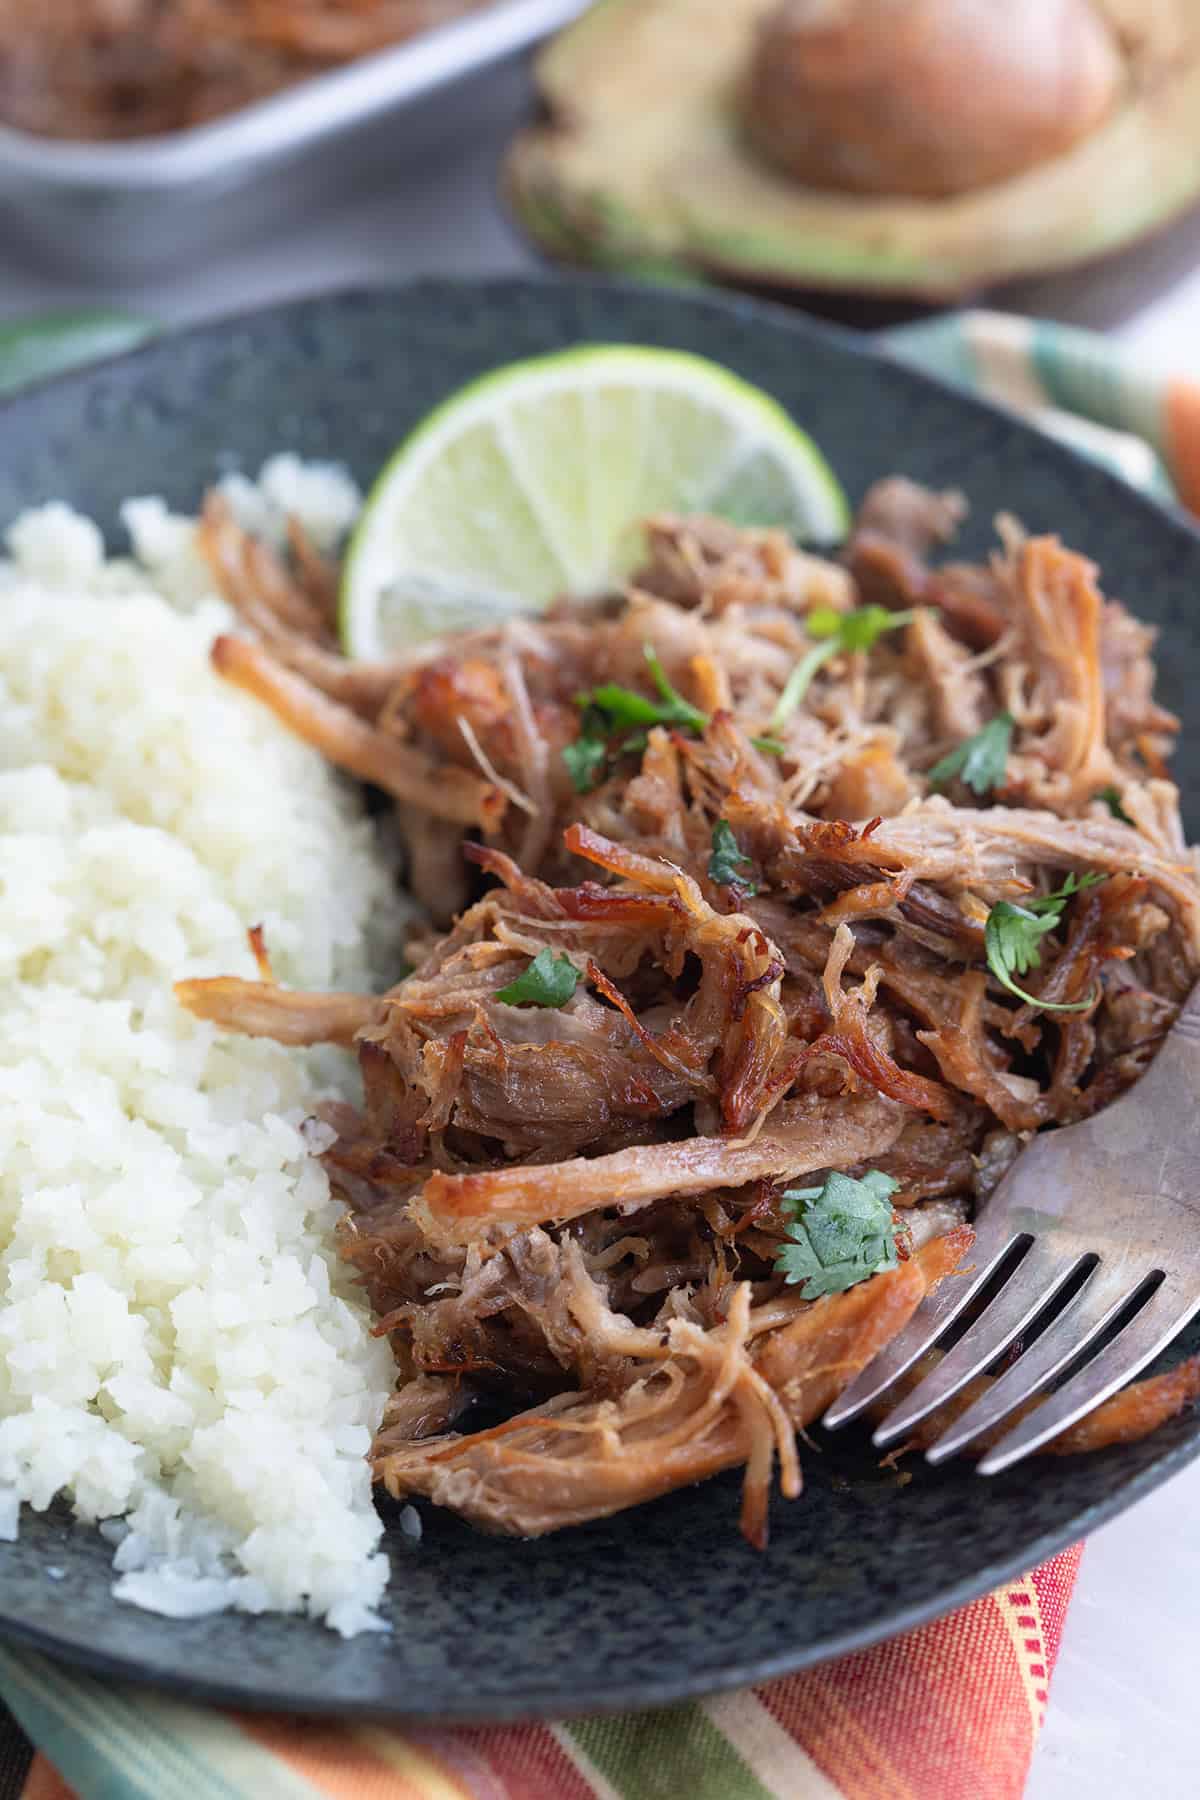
[0, 56, 1197, 1797]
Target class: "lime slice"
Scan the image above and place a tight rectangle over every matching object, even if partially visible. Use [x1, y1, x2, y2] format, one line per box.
[340, 345, 848, 657]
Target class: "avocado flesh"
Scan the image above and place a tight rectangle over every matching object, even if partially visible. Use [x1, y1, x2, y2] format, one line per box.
[506, 0, 1200, 298]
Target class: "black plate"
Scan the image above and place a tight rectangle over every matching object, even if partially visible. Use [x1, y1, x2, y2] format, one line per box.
[2, 278, 1199, 1723]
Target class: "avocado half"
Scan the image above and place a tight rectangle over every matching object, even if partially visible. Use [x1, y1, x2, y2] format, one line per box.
[505, 0, 1200, 299]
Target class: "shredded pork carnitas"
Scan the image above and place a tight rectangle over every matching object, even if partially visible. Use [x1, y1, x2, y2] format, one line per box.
[177, 478, 1200, 1543]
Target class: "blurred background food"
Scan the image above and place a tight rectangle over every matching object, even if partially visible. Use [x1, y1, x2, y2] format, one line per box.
[505, 0, 1200, 298]
[0, 0, 585, 280]
[0, 0, 1198, 319]
[0, 0, 496, 139]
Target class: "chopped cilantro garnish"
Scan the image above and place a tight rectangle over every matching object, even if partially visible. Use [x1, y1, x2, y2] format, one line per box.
[560, 683, 664, 793]
[1096, 785, 1133, 824]
[642, 643, 710, 732]
[806, 603, 916, 651]
[775, 1170, 901, 1298]
[769, 606, 915, 732]
[586, 682, 674, 731]
[562, 732, 608, 794]
[927, 712, 1014, 797]
[767, 640, 839, 732]
[564, 638, 805, 785]
[565, 642, 709, 791]
[983, 871, 1107, 1013]
[583, 644, 708, 738]
[708, 819, 756, 894]
[495, 947, 581, 1008]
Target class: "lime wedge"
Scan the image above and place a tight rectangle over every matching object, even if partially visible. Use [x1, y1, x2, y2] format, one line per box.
[340, 345, 848, 658]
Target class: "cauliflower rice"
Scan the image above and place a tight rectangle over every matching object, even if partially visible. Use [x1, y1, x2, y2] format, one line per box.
[0, 459, 405, 1635]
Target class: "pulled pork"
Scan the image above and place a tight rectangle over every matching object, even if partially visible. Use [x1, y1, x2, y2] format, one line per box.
[178, 479, 1200, 1542]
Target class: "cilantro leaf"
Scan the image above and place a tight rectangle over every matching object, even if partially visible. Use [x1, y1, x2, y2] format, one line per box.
[708, 819, 757, 893]
[563, 651, 701, 791]
[767, 639, 839, 731]
[576, 642, 791, 767]
[983, 871, 1107, 1012]
[927, 712, 1014, 796]
[584, 645, 707, 734]
[774, 1170, 901, 1298]
[586, 682, 673, 731]
[984, 901, 1059, 980]
[1024, 869, 1106, 915]
[1096, 785, 1132, 824]
[575, 642, 709, 745]
[802, 605, 847, 640]
[495, 947, 580, 1008]
[806, 603, 915, 651]
[642, 643, 709, 731]
[562, 732, 608, 794]
[769, 606, 915, 731]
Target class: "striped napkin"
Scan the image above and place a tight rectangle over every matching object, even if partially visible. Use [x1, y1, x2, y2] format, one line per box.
[885, 308, 1200, 511]
[0, 1547, 1083, 1800]
[0, 308, 1195, 1800]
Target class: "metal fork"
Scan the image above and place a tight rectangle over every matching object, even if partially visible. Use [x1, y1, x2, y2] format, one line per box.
[822, 982, 1200, 1474]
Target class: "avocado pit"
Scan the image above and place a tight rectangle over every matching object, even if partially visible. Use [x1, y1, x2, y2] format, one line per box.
[745, 0, 1125, 200]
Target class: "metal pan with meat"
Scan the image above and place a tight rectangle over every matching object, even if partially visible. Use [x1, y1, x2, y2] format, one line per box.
[0, 1, 586, 277]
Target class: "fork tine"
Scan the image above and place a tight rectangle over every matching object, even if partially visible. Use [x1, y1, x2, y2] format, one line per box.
[977, 1273, 1200, 1476]
[872, 1240, 1090, 1450]
[821, 1215, 1025, 1431]
[923, 1262, 1147, 1464]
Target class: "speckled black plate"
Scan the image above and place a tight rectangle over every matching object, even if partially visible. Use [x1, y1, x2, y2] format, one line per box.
[2, 278, 1199, 1723]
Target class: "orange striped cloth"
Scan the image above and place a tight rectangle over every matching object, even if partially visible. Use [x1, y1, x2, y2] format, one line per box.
[885, 310, 1200, 518]
[10, 1545, 1082, 1800]
[1167, 383, 1200, 516]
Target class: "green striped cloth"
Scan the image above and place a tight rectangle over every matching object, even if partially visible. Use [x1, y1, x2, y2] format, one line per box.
[885, 309, 1185, 505]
